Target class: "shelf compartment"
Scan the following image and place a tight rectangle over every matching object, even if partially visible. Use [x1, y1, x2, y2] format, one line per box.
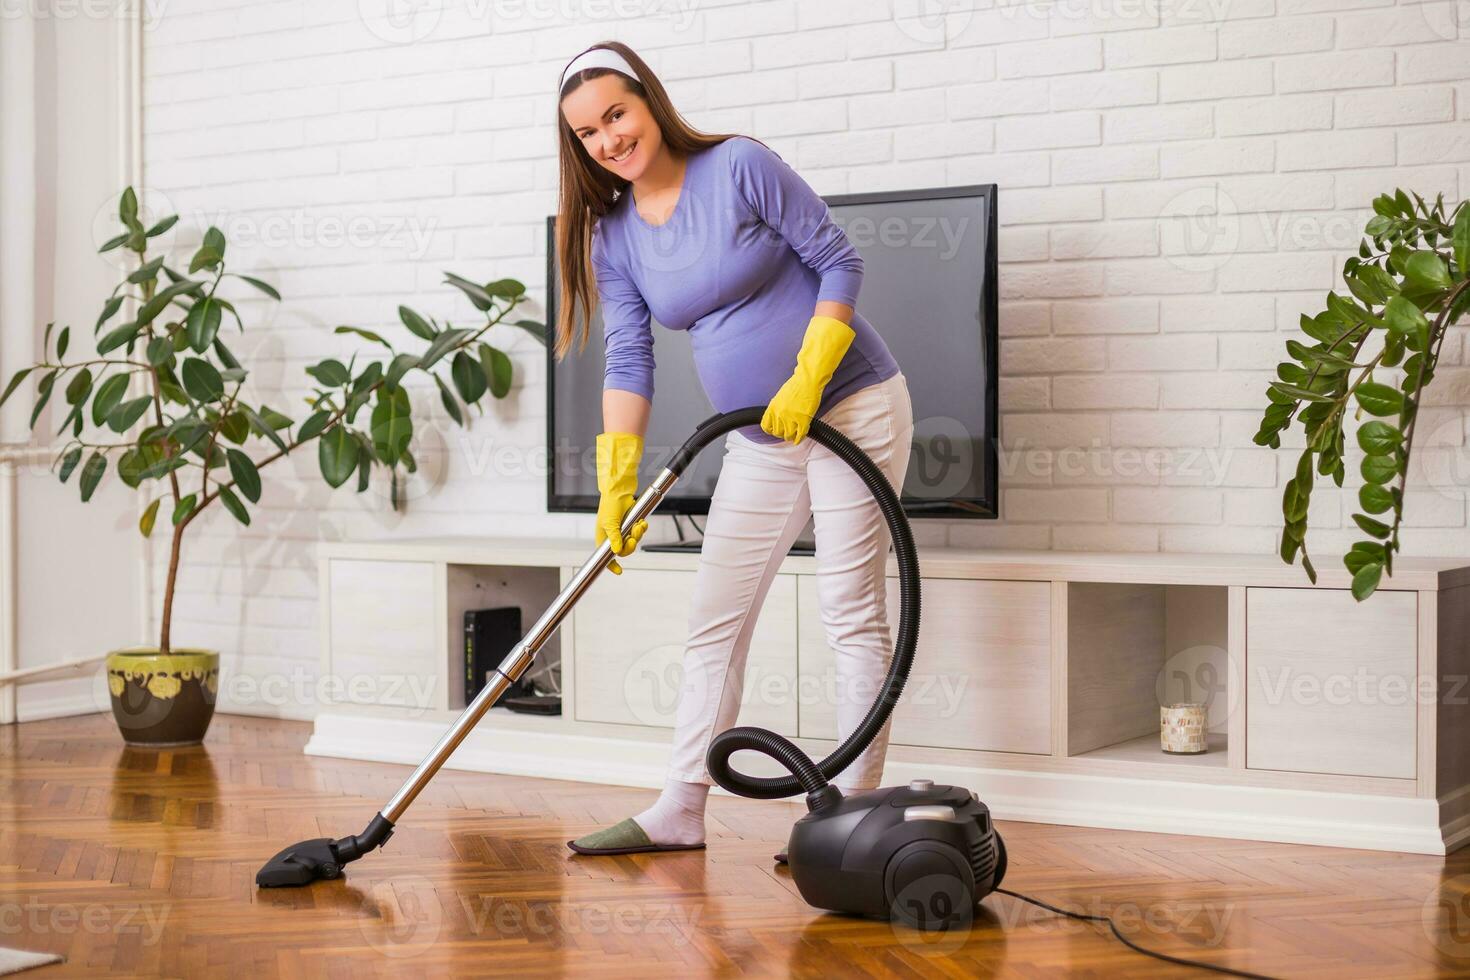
[1067, 582, 1231, 765]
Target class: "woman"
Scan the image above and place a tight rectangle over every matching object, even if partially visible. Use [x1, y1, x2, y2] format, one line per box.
[554, 42, 914, 855]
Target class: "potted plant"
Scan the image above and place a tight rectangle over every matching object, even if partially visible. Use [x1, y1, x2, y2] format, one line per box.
[0, 188, 545, 744]
[1254, 191, 1468, 600]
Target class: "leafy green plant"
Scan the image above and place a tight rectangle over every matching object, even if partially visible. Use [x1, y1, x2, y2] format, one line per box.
[1254, 190, 1470, 601]
[0, 188, 545, 653]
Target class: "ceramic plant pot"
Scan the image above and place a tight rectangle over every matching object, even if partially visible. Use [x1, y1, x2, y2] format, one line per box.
[105, 647, 219, 746]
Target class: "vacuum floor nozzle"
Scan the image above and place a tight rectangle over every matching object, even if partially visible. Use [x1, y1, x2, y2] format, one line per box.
[256, 813, 395, 887]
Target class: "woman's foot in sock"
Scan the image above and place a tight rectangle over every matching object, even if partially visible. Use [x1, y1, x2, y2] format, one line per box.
[631, 778, 708, 846]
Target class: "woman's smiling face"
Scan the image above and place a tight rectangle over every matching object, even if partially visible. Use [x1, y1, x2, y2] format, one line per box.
[561, 73, 662, 181]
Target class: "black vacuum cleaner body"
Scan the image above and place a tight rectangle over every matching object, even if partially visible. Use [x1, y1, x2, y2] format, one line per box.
[257, 406, 1004, 929]
[786, 782, 1006, 927]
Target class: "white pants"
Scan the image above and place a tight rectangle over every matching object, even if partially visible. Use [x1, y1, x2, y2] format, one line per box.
[666, 371, 914, 790]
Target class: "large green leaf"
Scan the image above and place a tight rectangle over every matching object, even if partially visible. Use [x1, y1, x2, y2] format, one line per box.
[370, 387, 412, 466]
[484, 278, 526, 300]
[1353, 513, 1392, 538]
[78, 452, 106, 502]
[385, 352, 419, 391]
[1354, 381, 1403, 417]
[233, 274, 280, 300]
[1361, 454, 1399, 484]
[186, 297, 222, 352]
[172, 493, 197, 525]
[1351, 561, 1383, 601]
[181, 358, 225, 403]
[128, 256, 165, 285]
[64, 367, 92, 406]
[97, 320, 142, 355]
[95, 296, 125, 334]
[443, 273, 494, 312]
[1359, 483, 1394, 514]
[418, 328, 474, 371]
[1282, 477, 1309, 523]
[297, 410, 331, 443]
[334, 325, 393, 350]
[434, 373, 463, 425]
[146, 214, 178, 239]
[188, 246, 222, 274]
[0, 367, 33, 411]
[217, 485, 250, 526]
[479, 342, 512, 398]
[1404, 250, 1451, 290]
[317, 425, 359, 488]
[241, 404, 289, 453]
[120, 187, 138, 227]
[146, 336, 173, 367]
[1384, 295, 1429, 336]
[219, 409, 250, 444]
[451, 350, 487, 405]
[28, 370, 57, 429]
[306, 358, 351, 387]
[135, 280, 201, 328]
[226, 448, 261, 502]
[355, 449, 372, 493]
[1356, 420, 1401, 455]
[399, 306, 436, 340]
[57, 446, 83, 483]
[511, 320, 546, 346]
[107, 395, 153, 433]
[91, 373, 131, 426]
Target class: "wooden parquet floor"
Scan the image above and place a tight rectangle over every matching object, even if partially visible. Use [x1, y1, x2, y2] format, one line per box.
[4, 712, 1470, 978]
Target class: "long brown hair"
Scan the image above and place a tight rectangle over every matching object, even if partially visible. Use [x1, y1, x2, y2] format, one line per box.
[553, 41, 761, 361]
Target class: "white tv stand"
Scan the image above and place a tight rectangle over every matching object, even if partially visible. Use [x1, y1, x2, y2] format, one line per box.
[307, 536, 1470, 854]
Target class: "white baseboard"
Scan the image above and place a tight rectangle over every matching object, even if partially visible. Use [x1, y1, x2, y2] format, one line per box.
[306, 711, 676, 788]
[16, 678, 107, 725]
[306, 711, 1450, 855]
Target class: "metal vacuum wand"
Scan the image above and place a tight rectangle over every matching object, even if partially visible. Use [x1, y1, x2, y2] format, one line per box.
[256, 408, 764, 888]
[380, 467, 679, 822]
[255, 467, 680, 887]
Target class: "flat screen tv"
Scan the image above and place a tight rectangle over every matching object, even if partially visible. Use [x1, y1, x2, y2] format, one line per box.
[546, 182, 998, 544]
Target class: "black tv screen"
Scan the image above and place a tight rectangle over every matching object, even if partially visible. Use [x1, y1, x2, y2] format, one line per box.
[546, 183, 998, 521]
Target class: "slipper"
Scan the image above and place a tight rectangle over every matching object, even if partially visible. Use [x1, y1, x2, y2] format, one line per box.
[567, 818, 706, 856]
[775, 851, 788, 864]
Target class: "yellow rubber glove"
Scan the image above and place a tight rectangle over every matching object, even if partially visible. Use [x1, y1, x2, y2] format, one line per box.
[595, 431, 649, 575]
[761, 314, 856, 445]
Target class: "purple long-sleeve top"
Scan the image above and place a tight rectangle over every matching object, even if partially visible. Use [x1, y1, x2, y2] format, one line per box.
[591, 135, 900, 446]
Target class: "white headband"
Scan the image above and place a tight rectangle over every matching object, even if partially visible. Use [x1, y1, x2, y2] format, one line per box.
[559, 47, 637, 92]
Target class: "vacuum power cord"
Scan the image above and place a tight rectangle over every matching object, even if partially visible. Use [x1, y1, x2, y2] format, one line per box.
[994, 887, 1279, 979]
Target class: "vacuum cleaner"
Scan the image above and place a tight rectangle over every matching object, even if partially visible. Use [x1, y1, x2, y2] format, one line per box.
[253, 409, 1274, 976]
[256, 405, 1003, 926]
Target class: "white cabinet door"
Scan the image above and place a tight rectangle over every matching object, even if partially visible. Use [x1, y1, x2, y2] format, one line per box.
[797, 576, 1052, 755]
[572, 568, 798, 736]
[326, 559, 440, 709]
[1246, 587, 1417, 779]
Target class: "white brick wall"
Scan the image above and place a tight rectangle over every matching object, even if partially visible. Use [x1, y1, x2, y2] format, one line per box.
[138, 0, 1470, 709]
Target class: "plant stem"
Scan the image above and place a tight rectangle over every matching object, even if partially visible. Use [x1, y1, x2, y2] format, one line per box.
[1388, 278, 1470, 566]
